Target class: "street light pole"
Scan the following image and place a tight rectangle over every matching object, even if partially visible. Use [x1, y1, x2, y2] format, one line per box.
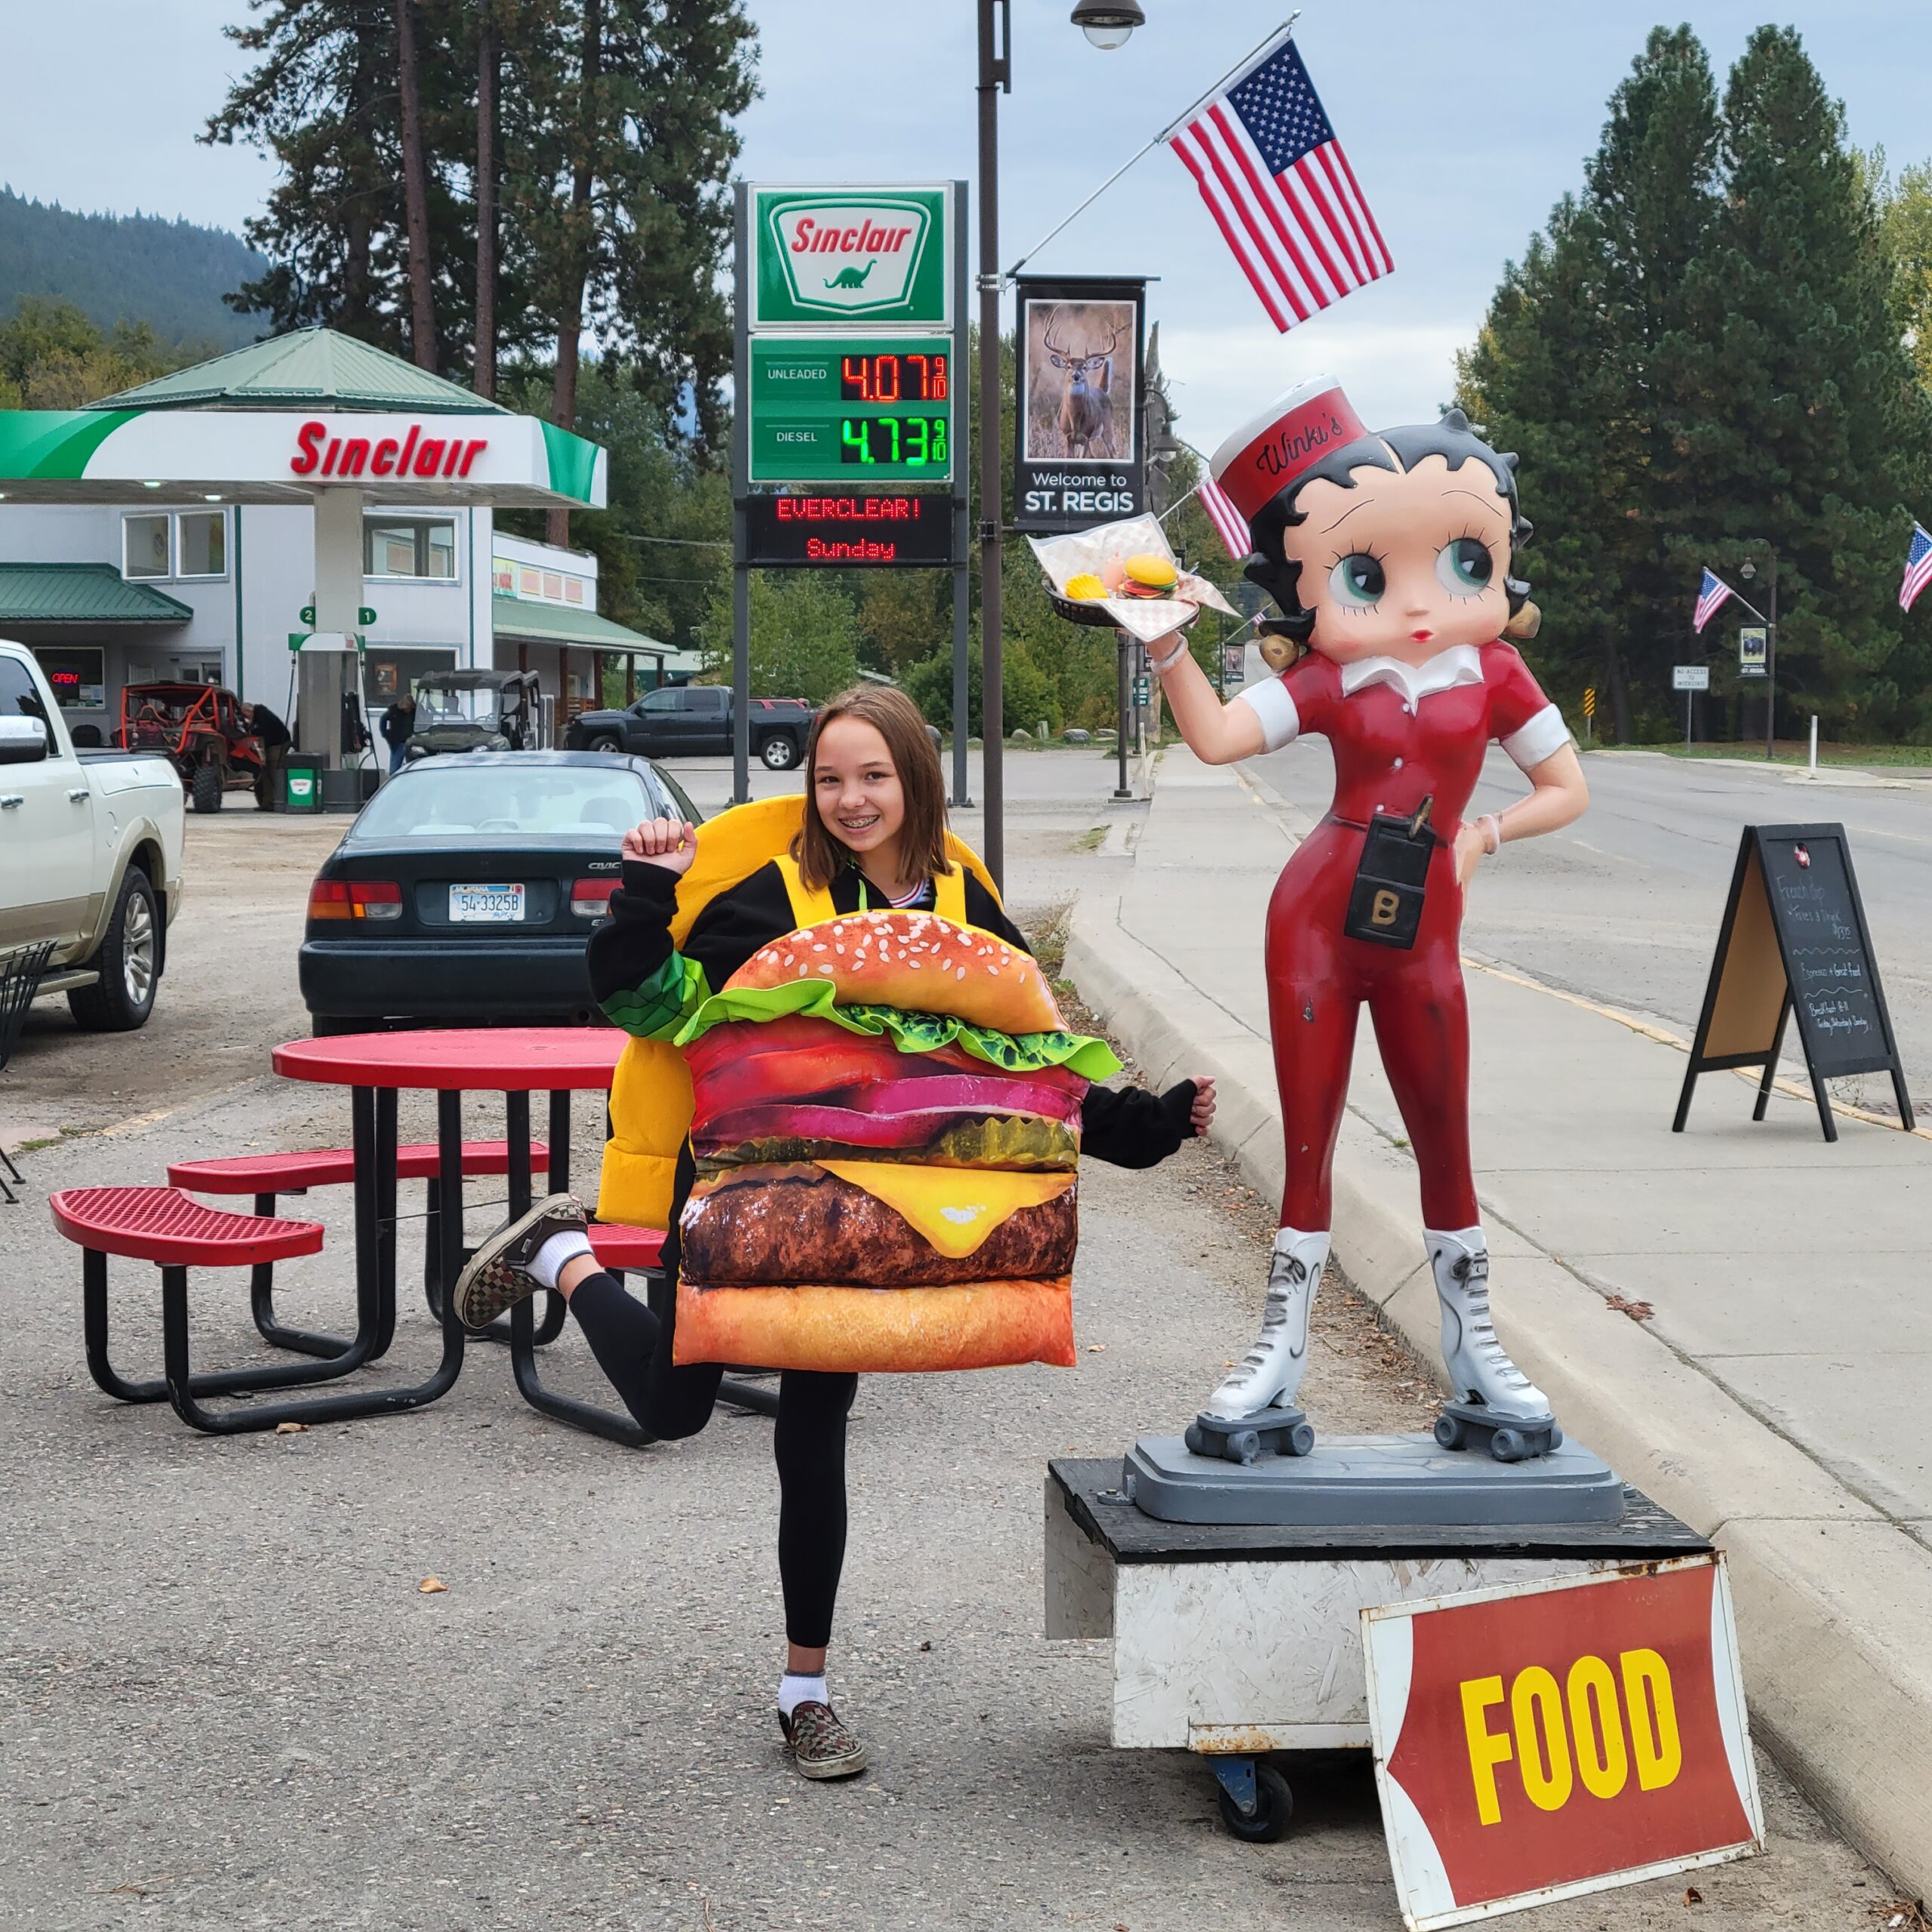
[977, 0, 1009, 891]
[1742, 546, 1778, 761]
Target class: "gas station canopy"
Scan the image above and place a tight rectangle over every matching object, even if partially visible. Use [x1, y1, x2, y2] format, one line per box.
[0, 328, 605, 510]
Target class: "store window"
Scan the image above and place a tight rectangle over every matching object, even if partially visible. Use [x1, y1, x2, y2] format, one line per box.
[125, 514, 171, 579]
[32, 646, 105, 711]
[365, 517, 458, 580]
[176, 509, 227, 578]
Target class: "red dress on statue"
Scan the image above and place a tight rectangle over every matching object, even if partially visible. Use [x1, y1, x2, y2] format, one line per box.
[1235, 640, 1569, 1232]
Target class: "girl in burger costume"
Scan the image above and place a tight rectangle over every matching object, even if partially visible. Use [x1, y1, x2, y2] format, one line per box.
[449, 685, 1214, 1780]
[1152, 380, 1587, 1454]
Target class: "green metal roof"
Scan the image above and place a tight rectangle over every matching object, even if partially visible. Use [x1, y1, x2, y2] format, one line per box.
[92, 328, 511, 416]
[0, 563, 192, 625]
[491, 593, 672, 654]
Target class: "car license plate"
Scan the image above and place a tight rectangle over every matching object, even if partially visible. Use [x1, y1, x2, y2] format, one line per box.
[449, 883, 525, 923]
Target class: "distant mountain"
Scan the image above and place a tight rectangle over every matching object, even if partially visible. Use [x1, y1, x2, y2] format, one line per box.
[0, 188, 269, 353]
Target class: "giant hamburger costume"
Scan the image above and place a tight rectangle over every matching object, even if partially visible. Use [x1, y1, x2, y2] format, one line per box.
[593, 795, 1195, 1374]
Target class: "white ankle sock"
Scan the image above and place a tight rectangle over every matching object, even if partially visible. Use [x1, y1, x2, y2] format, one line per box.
[529, 1228, 592, 1291]
[778, 1672, 828, 1718]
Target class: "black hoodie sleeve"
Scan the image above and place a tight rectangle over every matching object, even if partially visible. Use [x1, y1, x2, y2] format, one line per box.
[1081, 1079, 1199, 1169]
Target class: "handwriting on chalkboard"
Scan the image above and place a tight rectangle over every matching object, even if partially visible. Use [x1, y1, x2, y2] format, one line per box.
[1759, 836, 1887, 1076]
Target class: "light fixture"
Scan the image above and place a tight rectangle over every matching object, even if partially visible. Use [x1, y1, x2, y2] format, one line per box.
[204, 494, 223, 503]
[143, 480, 162, 490]
[1740, 560, 1756, 581]
[1071, 0, 1143, 49]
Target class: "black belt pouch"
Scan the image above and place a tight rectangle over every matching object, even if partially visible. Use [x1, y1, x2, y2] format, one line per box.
[1343, 811, 1435, 949]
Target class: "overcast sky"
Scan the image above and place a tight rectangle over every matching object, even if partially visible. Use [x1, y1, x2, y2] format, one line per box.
[2, 2, 1925, 450]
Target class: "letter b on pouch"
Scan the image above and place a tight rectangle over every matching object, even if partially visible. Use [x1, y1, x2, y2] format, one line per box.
[1344, 816, 1433, 949]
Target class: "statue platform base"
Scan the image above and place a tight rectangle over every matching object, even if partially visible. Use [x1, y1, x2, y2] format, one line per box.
[1122, 1430, 1624, 1527]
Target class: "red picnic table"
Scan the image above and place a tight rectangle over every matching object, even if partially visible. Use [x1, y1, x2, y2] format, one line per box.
[269, 1026, 774, 1441]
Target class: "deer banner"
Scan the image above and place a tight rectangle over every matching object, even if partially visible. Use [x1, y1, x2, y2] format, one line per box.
[1014, 276, 1147, 534]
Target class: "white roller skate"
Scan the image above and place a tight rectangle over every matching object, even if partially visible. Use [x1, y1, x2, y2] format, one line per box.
[1187, 1228, 1327, 1463]
[1426, 1226, 1562, 1463]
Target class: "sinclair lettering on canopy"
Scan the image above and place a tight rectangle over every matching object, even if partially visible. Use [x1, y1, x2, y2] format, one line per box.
[1362, 1558, 1762, 1929]
[742, 493, 954, 569]
[291, 420, 490, 481]
[752, 185, 952, 328]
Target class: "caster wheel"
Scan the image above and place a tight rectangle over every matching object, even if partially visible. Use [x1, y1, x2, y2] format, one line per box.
[1549, 1424, 1564, 1450]
[1434, 1414, 1466, 1451]
[1285, 1420, 1315, 1457]
[1491, 1427, 1528, 1463]
[1184, 1423, 1207, 1457]
[1230, 1429, 1260, 1466]
[1217, 1763, 1293, 1843]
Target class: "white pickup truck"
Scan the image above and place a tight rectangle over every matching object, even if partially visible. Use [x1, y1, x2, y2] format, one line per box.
[0, 639, 185, 1030]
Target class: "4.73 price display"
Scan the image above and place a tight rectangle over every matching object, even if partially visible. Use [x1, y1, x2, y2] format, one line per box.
[749, 334, 955, 485]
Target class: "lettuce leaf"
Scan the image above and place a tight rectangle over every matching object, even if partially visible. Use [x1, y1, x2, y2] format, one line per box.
[672, 980, 1122, 1080]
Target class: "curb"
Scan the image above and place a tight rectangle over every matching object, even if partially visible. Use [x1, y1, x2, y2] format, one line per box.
[1069, 869, 1932, 1897]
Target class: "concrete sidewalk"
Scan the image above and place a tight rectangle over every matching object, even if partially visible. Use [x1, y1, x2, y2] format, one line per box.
[1067, 744, 1932, 1899]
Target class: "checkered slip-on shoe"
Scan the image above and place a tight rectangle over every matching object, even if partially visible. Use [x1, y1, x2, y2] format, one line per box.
[778, 1701, 868, 1780]
[451, 1192, 587, 1334]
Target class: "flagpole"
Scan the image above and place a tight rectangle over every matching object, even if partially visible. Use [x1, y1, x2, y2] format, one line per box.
[1001, 12, 1300, 284]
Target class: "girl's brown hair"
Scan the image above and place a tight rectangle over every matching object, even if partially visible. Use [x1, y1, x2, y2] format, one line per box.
[792, 685, 949, 892]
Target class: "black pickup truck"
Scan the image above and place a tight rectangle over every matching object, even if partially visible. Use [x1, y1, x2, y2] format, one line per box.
[565, 685, 817, 769]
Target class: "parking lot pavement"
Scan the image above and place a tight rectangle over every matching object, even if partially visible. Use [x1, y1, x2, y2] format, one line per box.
[2, 1066, 1887, 1929]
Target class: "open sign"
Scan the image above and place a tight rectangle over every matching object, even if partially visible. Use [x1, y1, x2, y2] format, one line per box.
[1363, 1557, 1761, 1929]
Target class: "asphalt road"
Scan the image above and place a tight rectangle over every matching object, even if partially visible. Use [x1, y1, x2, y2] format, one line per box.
[1252, 740, 1932, 1118]
[2, 1069, 1887, 1929]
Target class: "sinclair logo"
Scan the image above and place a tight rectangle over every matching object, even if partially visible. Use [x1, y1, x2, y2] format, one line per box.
[754, 186, 949, 326]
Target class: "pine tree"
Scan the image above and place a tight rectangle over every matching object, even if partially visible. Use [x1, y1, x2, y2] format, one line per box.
[1685, 27, 1932, 738]
[1458, 28, 1723, 742]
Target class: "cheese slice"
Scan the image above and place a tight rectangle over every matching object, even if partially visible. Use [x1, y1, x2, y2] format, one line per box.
[815, 1159, 1074, 1260]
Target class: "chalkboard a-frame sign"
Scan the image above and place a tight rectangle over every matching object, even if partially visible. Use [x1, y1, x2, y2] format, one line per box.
[1673, 823, 1912, 1143]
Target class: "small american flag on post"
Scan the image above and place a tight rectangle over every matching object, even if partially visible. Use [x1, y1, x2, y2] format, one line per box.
[1166, 34, 1392, 334]
[1693, 568, 1734, 634]
[1901, 521, 1932, 613]
[1195, 473, 1253, 562]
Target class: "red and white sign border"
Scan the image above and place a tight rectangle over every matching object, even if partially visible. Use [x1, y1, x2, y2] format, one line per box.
[1361, 1555, 1764, 1930]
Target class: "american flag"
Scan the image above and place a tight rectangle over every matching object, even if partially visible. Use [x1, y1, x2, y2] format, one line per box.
[1166, 35, 1391, 332]
[1902, 521, 1932, 613]
[1693, 568, 1734, 634]
[1196, 473, 1252, 562]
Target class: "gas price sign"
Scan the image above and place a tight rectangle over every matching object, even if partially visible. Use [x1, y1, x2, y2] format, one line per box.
[748, 336, 954, 485]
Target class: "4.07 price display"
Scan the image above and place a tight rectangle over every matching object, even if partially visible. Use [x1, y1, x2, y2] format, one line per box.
[749, 334, 955, 486]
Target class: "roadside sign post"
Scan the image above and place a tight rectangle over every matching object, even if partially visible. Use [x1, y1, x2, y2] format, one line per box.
[1581, 685, 1595, 746]
[734, 181, 968, 809]
[1672, 663, 1709, 749]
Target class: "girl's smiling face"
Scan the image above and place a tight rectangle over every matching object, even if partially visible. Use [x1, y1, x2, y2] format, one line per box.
[1281, 452, 1515, 668]
[812, 714, 906, 861]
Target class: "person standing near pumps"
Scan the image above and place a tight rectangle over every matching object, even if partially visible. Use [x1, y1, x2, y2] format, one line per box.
[1149, 378, 1588, 1457]
[380, 689, 417, 774]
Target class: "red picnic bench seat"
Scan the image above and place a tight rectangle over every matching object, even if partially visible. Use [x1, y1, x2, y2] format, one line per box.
[168, 1140, 552, 1361]
[167, 1140, 552, 1195]
[51, 1184, 453, 1435]
[586, 1222, 664, 1272]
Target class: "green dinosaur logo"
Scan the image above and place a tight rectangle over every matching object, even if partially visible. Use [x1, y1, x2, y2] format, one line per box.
[824, 259, 878, 291]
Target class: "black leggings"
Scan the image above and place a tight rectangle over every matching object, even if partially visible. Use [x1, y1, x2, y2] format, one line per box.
[568, 1271, 858, 1651]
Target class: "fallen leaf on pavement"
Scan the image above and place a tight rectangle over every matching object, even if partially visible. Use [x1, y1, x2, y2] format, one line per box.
[418, 1577, 448, 1595]
[1683, 1886, 1702, 1905]
[1607, 1295, 1655, 1321]
[1085, 1343, 1107, 1353]
[274, 1421, 309, 1435]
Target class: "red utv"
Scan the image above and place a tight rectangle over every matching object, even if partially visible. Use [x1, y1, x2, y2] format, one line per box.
[115, 682, 268, 814]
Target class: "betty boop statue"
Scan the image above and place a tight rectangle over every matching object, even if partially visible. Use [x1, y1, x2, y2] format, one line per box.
[1152, 378, 1589, 1460]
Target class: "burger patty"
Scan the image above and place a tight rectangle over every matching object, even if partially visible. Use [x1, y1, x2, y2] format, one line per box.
[680, 1167, 1077, 1288]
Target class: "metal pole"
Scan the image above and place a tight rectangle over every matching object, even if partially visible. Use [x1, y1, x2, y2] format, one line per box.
[1113, 632, 1131, 800]
[1685, 688, 1692, 751]
[977, 0, 1008, 889]
[731, 183, 752, 805]
[1764, 555, 1778, 762]
[951, 177, 972, 809]
[1810, 713, 1818, 774]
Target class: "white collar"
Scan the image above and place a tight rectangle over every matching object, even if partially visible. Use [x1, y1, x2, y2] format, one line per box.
[1337, 643, 1484, 705]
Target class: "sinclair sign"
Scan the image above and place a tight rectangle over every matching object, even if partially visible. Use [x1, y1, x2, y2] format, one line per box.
[752, 185, 953, 329]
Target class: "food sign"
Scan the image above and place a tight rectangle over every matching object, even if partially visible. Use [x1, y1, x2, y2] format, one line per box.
[1361, 1558, 1761, 1929]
